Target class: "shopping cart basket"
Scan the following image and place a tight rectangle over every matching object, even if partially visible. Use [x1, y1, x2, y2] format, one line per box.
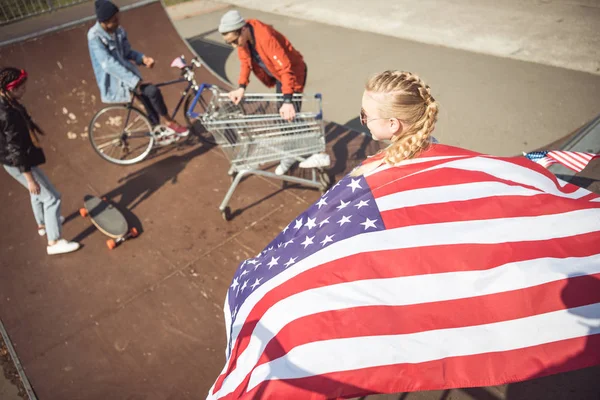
[188, 85, 331, 220]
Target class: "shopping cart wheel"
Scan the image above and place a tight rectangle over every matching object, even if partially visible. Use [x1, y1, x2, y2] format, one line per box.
[221, 206, 231, 221]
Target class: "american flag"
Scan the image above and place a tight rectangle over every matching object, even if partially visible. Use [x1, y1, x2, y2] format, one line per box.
[524, 150, 598, 172]
[208, 144, 600, 400]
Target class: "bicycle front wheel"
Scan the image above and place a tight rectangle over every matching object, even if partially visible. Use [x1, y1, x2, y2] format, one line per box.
[89, 105, 154, 165]
[184, 91, 217, 145]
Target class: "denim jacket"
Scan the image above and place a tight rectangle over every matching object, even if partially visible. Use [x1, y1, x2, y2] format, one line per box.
[87, 22, 144, 103]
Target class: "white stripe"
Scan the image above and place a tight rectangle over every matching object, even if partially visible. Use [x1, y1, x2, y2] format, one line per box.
[211, 208, 600, 399]
[364, 155, 467, 177]
[563, 151, 594, 164]
[565, 151, 591, 164]
[249, 303, 600, 389]
[538, 157, 555, 169]
[593, 198, 600, 203]
[229, 255, 600, 396]
[223, 291, 232, 355]
[374, 157, 591, 200]
[376, 181, 545, 211]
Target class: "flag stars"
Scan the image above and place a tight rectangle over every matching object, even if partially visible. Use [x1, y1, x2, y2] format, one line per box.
[337, 200, 350, 211]
[251, 278, 262, 290]
[355, 200, 370, 209]
[267, 256, 280, 269]
[320, 234, 335, 246]
[284, 257, 297, 268]
[240, 269, 249, 277]
[294, 218, 303, 230]
[318, 217, 330, 227]
[240, 280, 248, 292]
[337, 215, 352, 226]
[301, 235, 315, 248]
[282, 224, 290, 234]
[284, 239, 294, 248]
[247, 259, 258, 265]
[253, 262, 262, 271]
[347, 178, 362, 192]
[360, 217, 378, 230]
[230, 278, 239, 291]
[316, 197, 328, 209]
[305, 217, 317, 230]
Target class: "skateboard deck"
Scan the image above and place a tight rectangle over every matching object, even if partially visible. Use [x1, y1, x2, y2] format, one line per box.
[80, 195, 137, 249]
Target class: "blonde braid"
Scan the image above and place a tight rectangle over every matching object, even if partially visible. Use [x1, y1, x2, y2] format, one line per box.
[352, 71, 439, 176]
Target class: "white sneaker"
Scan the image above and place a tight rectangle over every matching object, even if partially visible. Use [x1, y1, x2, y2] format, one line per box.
[275, 158, 295, 176]
[153, 126, 178, 147]
[299, 153, 331, 169]
[47, 239, 80, 255]
[38, 216, 65, 236]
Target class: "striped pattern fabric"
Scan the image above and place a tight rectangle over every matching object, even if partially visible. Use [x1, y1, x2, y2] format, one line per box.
[208, 144, 600, 400]
[524, 150, 598, 172]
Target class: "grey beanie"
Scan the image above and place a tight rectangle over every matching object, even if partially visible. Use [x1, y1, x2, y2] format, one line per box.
[218, 10, 246, 33]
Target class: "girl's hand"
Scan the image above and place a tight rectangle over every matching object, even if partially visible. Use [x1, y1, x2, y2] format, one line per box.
[28, 180, 40, 195]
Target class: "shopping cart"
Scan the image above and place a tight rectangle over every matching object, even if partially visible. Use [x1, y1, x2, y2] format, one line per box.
[188, 85, 331, 221]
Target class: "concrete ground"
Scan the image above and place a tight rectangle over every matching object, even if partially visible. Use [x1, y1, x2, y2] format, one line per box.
[170, 1, 600, 158]
[182, 0, 600, 76]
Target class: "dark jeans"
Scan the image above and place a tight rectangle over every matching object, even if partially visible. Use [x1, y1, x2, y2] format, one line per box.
[275, 63, 308, 113]
[137, 83, 168, 126]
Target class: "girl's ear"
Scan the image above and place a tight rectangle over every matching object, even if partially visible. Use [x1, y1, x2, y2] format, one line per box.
[389, 117, 404, 137]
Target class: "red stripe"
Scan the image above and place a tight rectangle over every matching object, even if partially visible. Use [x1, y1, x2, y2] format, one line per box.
[365, 157, 471, 192]
[368, 155, 583, 199]
[550, 152, 586, 172]
[213, 232, 600, 392]
[380, 192, 600, 230]
[253, 273, 600, 364]
[470, 155, 585, 194]
[230, 335, 600, 400]
[364, 144, 481, 189]
[370, 165, 582, 200]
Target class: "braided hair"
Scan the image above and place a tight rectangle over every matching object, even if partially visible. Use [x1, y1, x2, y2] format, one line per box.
[352, 70, 439, 176]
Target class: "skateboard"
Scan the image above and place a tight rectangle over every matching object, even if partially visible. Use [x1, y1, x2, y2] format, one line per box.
[79, 195, 138, 250]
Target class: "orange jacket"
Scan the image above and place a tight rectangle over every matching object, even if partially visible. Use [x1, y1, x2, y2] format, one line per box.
[237, 19, 306, 95]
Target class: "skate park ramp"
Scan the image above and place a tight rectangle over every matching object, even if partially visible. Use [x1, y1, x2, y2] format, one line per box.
[0, 1, 598, 399]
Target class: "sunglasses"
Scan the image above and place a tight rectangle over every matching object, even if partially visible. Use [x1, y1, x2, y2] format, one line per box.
[360, 108, 394, 126]
[226, 35, 241, 46]
[225, 29, 243, 46]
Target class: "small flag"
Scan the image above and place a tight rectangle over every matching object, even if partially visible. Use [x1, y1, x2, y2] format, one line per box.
[524, 150, 598, 172]
[170, 56, 186, 70]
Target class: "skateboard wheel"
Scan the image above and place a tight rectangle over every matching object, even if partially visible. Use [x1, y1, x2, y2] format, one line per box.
[106, 239, 117, 250]
[79, 208, 88, 217]
[130, 227, 139, 238]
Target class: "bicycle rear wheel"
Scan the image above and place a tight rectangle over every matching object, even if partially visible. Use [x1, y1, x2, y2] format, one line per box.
[184, 91, 217, 145]
[89, 105, 154, 165]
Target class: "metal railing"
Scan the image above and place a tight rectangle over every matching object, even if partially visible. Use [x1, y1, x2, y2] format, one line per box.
[0, 0, 90, 25]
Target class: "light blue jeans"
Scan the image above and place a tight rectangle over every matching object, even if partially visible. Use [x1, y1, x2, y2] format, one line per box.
[3, 165, 62, 241]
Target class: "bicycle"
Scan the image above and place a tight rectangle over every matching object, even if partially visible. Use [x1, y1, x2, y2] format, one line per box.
[88, 56, 217, 165]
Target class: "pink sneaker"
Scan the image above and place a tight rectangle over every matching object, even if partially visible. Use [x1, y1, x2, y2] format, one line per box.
[167, 122, 190, 137]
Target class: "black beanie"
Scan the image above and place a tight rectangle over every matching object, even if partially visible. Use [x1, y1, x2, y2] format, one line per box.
[95, 0, 119, 23]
